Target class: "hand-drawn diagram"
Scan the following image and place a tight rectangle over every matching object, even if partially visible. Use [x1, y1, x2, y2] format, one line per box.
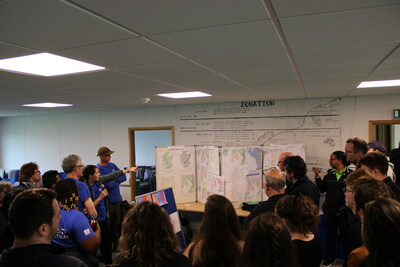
[177, 98, 341, 172]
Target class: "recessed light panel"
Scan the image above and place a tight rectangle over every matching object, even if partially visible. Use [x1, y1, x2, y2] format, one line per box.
[357, 79, 400, 88]
[22, 102, 73, 108]
[0, 53, 105, 77]
[157, 91, 211, 99]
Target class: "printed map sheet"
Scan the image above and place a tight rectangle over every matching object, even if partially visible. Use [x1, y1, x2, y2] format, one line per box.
[156, 146, 196, 203]
[221, 146, 263, 202]
[196, 147, 221, 203]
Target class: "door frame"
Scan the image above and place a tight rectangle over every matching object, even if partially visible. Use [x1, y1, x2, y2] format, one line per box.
[128, 126, 175, 200]
[369, 120, 400, 141]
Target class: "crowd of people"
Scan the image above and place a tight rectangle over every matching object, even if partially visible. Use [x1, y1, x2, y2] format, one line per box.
[0, 139, 400, 267]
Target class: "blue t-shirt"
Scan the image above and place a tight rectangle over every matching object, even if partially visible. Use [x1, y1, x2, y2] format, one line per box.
[96, 163, 126, 203]
[67, 178, 91, 213]
[89, 183, 107, 221]
[52, 209, 95, 248]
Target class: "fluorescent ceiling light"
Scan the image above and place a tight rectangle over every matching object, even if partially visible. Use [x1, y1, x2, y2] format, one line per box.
[0, 52, 105, 76]
[157, 91, 211, 99]
[22, 102, 73, 108]
[357, 79, 400, 88]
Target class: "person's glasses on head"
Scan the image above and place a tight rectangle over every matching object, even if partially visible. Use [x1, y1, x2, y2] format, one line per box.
[263, 167, 278, 175]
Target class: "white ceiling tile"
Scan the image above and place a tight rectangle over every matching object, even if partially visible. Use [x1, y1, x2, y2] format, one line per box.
[293, 43, 397, 68]
[225, 68, 297, 83]
[0, 0, 134, 51]
[121, 61, 232, 86]
[56, 38, 183, 68]
[300, 63, 375, 78]
[0, 42, 38, 59]
[246, 80, 306, 99]
[348, 87, 400, 96]
[281, 5, 400, 49]
[120, 61, 213, 78]
[0, 1, 399, 116]
[303, 76, 364, 96]
[196, 51, 292, 73]
[271, 0, 399, 17]
[151, 20, 284, 58]
[70, 0, 270, 35]
[367, 47, 400, 80]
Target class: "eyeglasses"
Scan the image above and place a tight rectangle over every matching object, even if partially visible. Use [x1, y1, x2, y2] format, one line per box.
[342, 188, 353, 193]
[75, 165, 84, 168]
[329, 158, 338, 161]
[34, 170, 41, 173]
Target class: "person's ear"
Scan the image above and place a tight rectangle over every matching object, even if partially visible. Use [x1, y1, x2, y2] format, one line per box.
[36, 223, 48, 237]
[371, 168, 380, 177]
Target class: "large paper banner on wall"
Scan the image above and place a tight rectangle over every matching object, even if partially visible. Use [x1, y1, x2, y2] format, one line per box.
[156, 146, 196, 203]
[196, 146, 221, 203]
[263, 144, 306, 170]
[221, 146, 263, 203]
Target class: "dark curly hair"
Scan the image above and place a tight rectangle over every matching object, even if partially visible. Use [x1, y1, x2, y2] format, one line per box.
[116, 201, 180, 267]
[275, 195, 319, 236]
[241, 213, 297, 267]
[55, 179, 79, 211]
[19, 162, 39, 183]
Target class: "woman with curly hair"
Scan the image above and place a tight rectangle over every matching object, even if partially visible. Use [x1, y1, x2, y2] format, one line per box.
[116, 201, 191, 267]
[184, 194, 243, 267]
[275, 195, 322, 267]
[241, 213, 297, 267]
[19, 162, 42, 188]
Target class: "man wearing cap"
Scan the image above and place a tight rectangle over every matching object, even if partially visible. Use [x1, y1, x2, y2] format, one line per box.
[96, 146, 126, 251]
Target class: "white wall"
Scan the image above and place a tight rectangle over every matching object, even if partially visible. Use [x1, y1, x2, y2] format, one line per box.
[135, 130, 172, 166]
[0, 94, 398, 172]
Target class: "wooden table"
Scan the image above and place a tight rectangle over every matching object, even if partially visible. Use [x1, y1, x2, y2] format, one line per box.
[177, 201, 250, 217]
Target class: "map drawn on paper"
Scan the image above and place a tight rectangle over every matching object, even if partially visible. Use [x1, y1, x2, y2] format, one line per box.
[221, 147, 263, 202]
[156, 146, 196, 203]
[196, 147, 221, 203]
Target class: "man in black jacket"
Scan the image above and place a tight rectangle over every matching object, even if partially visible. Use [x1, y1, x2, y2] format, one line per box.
[284, 156, 320, 206]
[0, 189, 86, 267]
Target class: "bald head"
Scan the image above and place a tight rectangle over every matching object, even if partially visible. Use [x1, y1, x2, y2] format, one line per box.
[264, 168, 286, 195]
[277, 152, 294, 171]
